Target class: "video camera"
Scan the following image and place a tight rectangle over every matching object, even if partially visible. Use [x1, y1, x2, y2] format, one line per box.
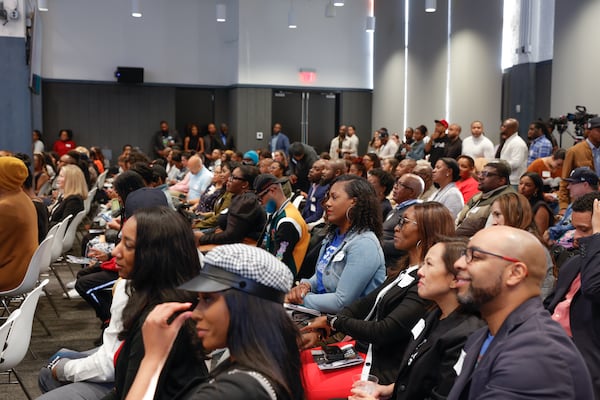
[549, 105, 597, 144]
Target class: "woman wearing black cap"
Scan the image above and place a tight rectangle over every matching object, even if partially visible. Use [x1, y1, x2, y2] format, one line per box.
[123, 244, 303, 400]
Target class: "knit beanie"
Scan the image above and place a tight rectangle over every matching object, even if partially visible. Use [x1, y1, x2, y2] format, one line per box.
[0, 156, 28, 191]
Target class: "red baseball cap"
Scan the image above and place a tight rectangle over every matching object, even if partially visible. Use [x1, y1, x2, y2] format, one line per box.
[435, 119, 449, 129]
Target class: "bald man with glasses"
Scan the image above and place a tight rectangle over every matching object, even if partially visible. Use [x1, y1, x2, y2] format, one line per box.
[447, 226, 593, 399]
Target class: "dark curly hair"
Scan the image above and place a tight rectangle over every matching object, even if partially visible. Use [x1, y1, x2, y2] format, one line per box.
[368, 168, 395, 196]
[327, 174, 382, 237]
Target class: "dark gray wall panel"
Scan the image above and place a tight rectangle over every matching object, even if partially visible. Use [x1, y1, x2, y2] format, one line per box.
[341, 91, 372, 155]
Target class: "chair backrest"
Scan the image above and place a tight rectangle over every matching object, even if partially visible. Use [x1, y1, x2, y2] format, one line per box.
[84, 187, 97, 215]
[62, 210, 87, 254]
[0, 235, 54, 298]
[50, 214, 72, 262]
[96, 170, 108, 190]
[0, 309, 21, 358]
[0, 280, 48, 370]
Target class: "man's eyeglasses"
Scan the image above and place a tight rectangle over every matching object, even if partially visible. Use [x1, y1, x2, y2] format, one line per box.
[394, 181, 414, 191]
[461, 246, 520, 264]
[477, 171, 500, 178]
[397, 215, 418, 229]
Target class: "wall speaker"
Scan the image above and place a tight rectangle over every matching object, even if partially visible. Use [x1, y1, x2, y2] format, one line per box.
[115, 67, 144, 84]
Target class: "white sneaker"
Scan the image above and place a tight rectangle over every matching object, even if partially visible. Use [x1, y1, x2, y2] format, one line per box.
[66, 280, 76, 289]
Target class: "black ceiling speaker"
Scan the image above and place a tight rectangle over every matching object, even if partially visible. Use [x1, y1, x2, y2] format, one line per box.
[115, 67, 144, 84]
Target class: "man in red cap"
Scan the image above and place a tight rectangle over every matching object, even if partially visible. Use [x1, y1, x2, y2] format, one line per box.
[425, 118, 449, 167]
[0, 156, 38, 291]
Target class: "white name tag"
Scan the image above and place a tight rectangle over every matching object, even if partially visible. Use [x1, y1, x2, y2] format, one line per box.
[310, 204, 316, 212]
[332, 252, 345, 262]
[398, 273, 415, 288]
[454, 349, 467, 375]
[542, 171, 551, 178]
[411, 318, 425, 340]
[469, 206, 480, 215]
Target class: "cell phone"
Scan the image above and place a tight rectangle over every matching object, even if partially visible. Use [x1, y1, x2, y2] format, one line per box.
[322, 345, 345, 362]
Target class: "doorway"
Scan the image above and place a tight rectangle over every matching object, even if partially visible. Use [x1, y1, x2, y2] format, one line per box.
[271, 90, 339, 154]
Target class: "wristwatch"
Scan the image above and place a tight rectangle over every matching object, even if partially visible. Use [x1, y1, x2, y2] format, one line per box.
[326, 315, 338, 331]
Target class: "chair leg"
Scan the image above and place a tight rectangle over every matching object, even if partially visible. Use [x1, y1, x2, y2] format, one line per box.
[10, 369, 33, 400]
[35, 313, 51, 337]
[49, 264, 70, 299]
[42, 287, 60, 317]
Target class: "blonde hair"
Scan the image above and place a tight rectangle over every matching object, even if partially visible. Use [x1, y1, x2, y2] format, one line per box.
[61, 164, 88, 199]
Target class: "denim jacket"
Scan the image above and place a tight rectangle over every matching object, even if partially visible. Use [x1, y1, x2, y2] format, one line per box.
[301, 229, 386, 314]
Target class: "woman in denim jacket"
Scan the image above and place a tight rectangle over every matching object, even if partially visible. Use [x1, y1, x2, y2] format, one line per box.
[286, 175, 386, 314]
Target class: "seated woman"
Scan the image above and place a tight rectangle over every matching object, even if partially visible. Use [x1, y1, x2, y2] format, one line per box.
[431, 157, 464, 218]
[518, 172, 554, 235]
[349, 239, 484, 400]
[48, 164, 88, 228]
[196, 165, 266, 247]
[286, 175, 386, 314]
[122, 244, 303, 400]
[490, 192, 556, 300]
[455, 155, 480, 203]
[269, 160, 293, 197]
[194, 161, 236, 231]
[105, 207, 208, 399]
[300, 202, 456, 400]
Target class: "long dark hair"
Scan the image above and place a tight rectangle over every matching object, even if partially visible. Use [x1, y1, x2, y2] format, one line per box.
[119, 207, 201, 340]
[327, 174, 382, 237]
[222, 290, 303, 400]
[520, 172, 545, 205]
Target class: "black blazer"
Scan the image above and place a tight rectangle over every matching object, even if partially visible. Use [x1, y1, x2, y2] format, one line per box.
[545, 234, 600, 399]
[392, 308, 483, 400]
[447, 297, 593, 400]
[334, 267, 430, 384]
[49, 194, 84, 228]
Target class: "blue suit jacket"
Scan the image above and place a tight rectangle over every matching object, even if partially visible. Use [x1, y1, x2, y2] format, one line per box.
[269, 133, 290, 154]
[301, 183, 328, 223]
[447, 297, 593, 400]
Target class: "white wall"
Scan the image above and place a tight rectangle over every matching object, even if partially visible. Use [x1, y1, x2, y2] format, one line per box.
[237, 0, 371, 88]
[373, 0, 504, 139]
[39, 0, 371, 88]
[0, 0, 25, 38]
[551, 0, 600, 150]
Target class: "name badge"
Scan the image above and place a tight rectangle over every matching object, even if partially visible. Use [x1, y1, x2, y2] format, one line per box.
[398, 273, 415, 288]
[454, 349, 467, 375]
[542, 171, 551, 178]
[411, 318, 425, 339]
[469, 206, 480, 215]
[310, 204, 316, 212]
[332, 252, 345, 262]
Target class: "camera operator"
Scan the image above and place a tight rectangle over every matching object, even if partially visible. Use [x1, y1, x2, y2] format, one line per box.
[558, 117, 600, 213]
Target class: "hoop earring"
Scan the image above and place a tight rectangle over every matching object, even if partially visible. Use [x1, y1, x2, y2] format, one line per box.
[416, 240, 422, 249]
[345, 206, 353, 222]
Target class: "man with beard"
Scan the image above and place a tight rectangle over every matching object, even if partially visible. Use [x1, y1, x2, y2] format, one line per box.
[447, 226, 593, 400]
[301, 159, 328, 224]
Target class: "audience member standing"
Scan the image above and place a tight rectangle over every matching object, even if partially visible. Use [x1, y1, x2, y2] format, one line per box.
[447, 226, 593, 400]
[329, 125, 352, 161]
[33, 129, 45, 153]
[288, 142, 318, 193]
[527, 121, 554, 165]
[218, 123, 235, 151]
[346, 125, 360, 158]
[53, 129, 76, 157]
[425, 119, 449, 168]
[461, 120, 495, 160]
[377, 130, 399, 160]
[405, 125, 426, 161]
[497, 118, 528, 187]
[270, 122, 291, 154]
[445, 123, 463, 160]
[0, 157, 38, 292]
[558, 117, 600, 212]
[152, 121, 181, 159]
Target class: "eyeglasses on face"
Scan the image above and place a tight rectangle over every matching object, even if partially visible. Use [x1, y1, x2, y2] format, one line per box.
[477, 171, 500, 178]
[461, 246, 520, 264]
[228, 175, 245, 182]
[396, 215, 418, 229]
[394, 181, 413, 191]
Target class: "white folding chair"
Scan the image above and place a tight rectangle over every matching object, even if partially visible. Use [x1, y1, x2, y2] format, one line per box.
[0, 235, 54, 315]
[96, 170, 108, 190]
[84, 187, 97, 215]
[48, 215, 73, 298]
[0, 279, 49, 400]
